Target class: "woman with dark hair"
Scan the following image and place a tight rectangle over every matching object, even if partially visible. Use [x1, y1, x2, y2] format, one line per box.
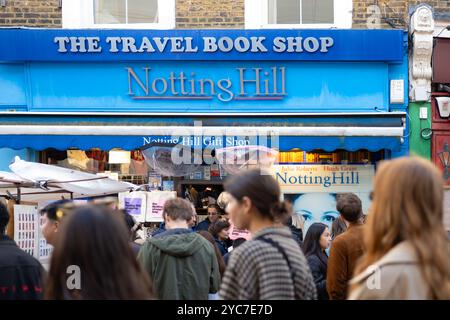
[219, 169, 317, 300]
[208, 219, 231, 256]
[197, 230, 226, 278]
[303, 223, 331, 300]
[45, 205, 154, 300]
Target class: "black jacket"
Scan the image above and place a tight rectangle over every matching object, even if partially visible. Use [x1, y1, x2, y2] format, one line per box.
[289, 225, 303, 246]
[0, 235, 45, 300]
[307, 254, 329, 300]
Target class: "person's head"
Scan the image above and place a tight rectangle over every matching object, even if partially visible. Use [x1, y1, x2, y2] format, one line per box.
[224, 169, 291, 230]
[163, 198, 194, 230]
[188, 203, 197, 228]
[331, 215, 347, 240]
[290, 213, 305, 231]
[208, 219, 231, 241]
[45, 205, 153, 299]
[207, 204, 221, 223]
[217, 191, 232, 211]
[197, 230, 226, 277]
[335, 193, 363, 225]
[353, 157, 450, 300]
[123, 211, 140, 241]
[303, 223, 331, 261]
[0, 201, 10, 235]
[39, 199, 73, 246]
[292, 193, 339, 235]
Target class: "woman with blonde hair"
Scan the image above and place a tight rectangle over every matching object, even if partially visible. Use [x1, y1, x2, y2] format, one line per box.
[349, 157, 450, 300]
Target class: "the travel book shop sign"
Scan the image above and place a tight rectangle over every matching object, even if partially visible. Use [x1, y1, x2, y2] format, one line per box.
[0, 29, 403, 62]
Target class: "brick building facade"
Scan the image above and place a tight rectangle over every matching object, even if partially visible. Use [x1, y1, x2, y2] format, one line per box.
[0, 0, 61, 27]
[176, 0, 244, 28]
[353, 0, 450, 29]
[176, 0, 450, 30]
[0, 1, 449, 29]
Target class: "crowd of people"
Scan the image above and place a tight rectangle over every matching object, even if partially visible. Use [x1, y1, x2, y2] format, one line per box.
[0, 156, 449, 300]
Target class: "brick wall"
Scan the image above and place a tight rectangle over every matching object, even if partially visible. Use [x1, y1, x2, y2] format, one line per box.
[176, 0, 244, 29]
[353, 0, 450, 29]
[0, 0, 61, 27]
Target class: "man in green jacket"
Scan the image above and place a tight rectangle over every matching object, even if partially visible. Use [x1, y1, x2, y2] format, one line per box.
[138, 198, 220, 300]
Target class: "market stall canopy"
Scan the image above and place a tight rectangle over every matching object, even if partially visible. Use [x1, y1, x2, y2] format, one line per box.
[7, 157, 136, 196]
[0, 171, 31, 185]
[0, 170, 76, 202]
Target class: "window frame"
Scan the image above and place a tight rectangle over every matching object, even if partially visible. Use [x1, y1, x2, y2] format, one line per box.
[62, 0, 175, 29]
[245, 0, 353, 29]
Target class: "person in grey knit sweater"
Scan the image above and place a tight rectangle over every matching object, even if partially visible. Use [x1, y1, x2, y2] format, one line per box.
[219, 169, 317, 300]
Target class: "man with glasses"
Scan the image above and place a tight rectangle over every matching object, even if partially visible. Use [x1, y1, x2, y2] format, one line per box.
[195, 204, 221, 232]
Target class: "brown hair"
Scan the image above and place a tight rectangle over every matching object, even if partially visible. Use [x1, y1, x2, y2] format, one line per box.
[163, 198, 194, 222]
[336, 193, 363, 223]
[197, 230, 226, 278]
[208, 219, 231, 239]
[224, 169, 291, 222]
[352, 157, 450, 300]
[331, 215, 347, 239]
[45, 205, 154, 299]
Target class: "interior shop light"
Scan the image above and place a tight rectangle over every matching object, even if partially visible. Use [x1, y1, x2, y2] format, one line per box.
[109, 150, 131, 164]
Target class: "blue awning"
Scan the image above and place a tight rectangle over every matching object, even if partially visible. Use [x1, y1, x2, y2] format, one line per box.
[0, 112, 406, 153]
[0, 134, 403, 152]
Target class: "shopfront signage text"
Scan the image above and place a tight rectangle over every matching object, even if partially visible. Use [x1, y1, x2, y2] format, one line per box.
[54, 36, 334, 54]
[272, 164, 375, 189]
[0, 29, 405, 62]
[127, 66, 286, 102]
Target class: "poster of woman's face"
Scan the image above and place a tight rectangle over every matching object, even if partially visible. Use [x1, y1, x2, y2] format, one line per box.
[284, 193, 339, 235]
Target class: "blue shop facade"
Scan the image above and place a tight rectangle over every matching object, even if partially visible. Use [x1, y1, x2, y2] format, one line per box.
[0, 28, 408, 210]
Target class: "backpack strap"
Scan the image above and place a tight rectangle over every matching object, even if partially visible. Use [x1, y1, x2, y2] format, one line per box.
[256, 236, 298, 295]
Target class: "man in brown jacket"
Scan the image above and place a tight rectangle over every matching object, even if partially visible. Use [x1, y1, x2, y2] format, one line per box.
[327, 193, 365, 300]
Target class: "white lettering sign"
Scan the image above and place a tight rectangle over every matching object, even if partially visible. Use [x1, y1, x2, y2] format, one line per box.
[54, 36, 334, 54]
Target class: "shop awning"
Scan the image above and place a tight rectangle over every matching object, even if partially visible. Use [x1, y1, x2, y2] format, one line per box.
[0, 112, 406, 152]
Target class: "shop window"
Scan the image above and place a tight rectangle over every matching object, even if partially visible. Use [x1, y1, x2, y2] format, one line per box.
[62, 0, 175, 29]
[268, 0, 333, 24]
[94, 0, 158, 24]
[245, 0, 352, 29]
[40, 148, 150, 185]
[277, 149, 385, 164]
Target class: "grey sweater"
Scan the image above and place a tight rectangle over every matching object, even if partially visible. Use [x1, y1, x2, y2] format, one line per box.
[219, 227, 317, 300]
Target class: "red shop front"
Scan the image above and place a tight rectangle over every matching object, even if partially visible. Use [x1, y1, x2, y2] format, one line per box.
[432, 37, 450, 186]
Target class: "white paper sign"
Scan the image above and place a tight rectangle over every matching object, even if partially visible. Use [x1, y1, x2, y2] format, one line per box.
[118, 191, 147, 223]
[145, 191, 177, 222]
